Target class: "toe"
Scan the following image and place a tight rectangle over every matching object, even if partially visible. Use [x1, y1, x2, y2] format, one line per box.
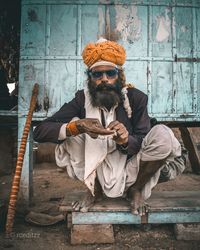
[131, 207, 139, 215]
[138, 206, 144, 216]
[80, 206, 89, 213]
[130, 202, 139, 215]
[72, 201, 81, 211]
[139, 203, 149, 216]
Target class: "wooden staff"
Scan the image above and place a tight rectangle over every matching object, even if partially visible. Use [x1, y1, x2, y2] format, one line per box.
[6, 83, 39, 235]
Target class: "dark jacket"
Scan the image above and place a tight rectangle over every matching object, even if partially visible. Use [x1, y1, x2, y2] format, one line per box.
[33, 87, 151, 156]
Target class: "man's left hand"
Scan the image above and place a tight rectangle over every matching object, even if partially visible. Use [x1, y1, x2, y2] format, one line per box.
[107, 120, 128, 145]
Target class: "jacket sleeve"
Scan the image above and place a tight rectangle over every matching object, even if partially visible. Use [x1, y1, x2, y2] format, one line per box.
[33, 91, 84, 143]
[127, 93, 151, 155]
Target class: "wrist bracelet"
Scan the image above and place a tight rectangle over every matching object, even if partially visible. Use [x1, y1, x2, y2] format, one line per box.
[66, 121, 80, 136]
[120, 144, 128, 150]
[117, 143, 128, 155]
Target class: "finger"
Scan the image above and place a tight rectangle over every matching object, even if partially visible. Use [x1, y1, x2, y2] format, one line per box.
[144, 203, 149, 213]
[113, 130, 128, 142]
[89, 127, 115, 135]
[112, 123, 125, 131]
[107, 121, 120, 129]
[84, 120, 115, 135]
[109, 124, 127, 137]
[83, 119, 104, 130]
[80, 206, 89, 213]
[120, 133, 129, 142]
[138, 206, 142, 216]
[115, 127, 127, 136]
[131, 208, 139, 215]
[83, 122, 114, 134]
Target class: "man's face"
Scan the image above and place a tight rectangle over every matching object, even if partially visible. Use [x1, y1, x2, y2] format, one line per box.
[89, 65, 119, 85]
[87, 65, 122, 110]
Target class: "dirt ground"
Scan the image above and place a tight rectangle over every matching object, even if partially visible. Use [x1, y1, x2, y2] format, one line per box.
[1, 151, 200, 249]
[0, 131, 200, 250]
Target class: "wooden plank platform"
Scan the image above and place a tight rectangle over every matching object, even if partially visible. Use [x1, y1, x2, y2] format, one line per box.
[59, 190, 200, 224]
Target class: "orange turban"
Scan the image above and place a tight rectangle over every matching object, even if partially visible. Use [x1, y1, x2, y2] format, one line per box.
[82, 38, 126, 69]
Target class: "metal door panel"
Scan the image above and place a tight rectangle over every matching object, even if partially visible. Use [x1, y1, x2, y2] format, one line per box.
[48, 60, 77, 113]
[28, 0, 195, 6]
[21, 5, 46, 56]
[198, 64, 200, 114]
[152, 6, 172, 57]
[197, 8, 200, 57]
[175, 7, 193, 57]
[175, 0, 199, 5]
[196, 8, 200, 117]
[81, 5, 106, 50]
[108, 5, 148, 57]
[19, 60, 45, 113]
[79, 61, 88, 90]
[124, 61, 148, 94]
[49, 5, 77, 56]
[151, 62, 173, 113]
[176, 62, 194, 113]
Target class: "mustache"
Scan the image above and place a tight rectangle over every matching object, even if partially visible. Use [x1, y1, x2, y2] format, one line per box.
[95, 82, 118, 92]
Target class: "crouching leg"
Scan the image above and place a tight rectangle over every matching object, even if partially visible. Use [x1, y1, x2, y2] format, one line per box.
[72, 177, 103, 212]
[55, 133, 103, 212]
[128, 159, 166, 215]
[127, 125, 183, 216]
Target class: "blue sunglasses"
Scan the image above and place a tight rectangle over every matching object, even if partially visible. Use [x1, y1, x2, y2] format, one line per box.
[88, 68, 119, 80]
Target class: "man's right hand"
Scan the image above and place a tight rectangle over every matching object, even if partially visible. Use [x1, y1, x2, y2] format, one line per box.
[66, 118, 114, 138]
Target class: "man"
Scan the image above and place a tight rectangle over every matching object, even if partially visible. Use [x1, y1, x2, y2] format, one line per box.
[33, 38, 186, 216]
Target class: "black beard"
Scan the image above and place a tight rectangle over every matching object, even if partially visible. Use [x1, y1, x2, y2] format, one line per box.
[88, 79, 123, 110]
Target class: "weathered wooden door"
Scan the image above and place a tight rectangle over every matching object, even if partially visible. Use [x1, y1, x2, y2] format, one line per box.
[19, 0, 200, 203]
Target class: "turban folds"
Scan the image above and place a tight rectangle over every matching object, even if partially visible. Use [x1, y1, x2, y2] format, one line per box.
[82, 39, 126, 69]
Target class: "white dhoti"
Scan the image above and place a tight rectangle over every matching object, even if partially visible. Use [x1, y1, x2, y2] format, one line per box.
[55, 124, 183, 201]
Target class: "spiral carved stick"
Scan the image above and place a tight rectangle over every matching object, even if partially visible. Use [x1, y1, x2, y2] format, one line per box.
[6, 83, 39, 235]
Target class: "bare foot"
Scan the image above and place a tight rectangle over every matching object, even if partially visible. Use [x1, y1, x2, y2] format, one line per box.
[72, 190, 95, 212]
[128, 188, 149, 216]
[72, 188, 103, 213]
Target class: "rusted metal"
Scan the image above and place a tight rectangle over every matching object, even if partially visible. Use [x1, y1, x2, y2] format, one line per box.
[174, 54, 200, 62]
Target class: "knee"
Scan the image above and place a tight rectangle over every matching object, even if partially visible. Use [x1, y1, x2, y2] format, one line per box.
[143, 125, 173, 155]
[150, 125, 172, 142]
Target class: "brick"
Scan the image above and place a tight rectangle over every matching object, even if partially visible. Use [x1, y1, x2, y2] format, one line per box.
[174, 223, 200, 241]
[70, 224, 114, 245]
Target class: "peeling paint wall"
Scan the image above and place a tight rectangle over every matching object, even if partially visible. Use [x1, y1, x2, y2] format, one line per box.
[114, 5, 142, 43]
[19, 0, 200, 122]
[155, 10, 171, 42]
